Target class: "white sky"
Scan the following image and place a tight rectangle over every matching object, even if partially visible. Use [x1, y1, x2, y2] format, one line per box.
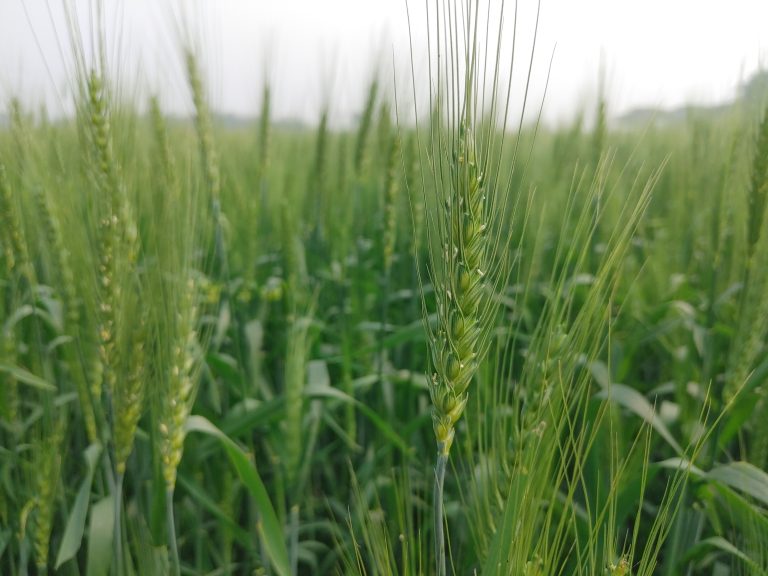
[0, 1, 766, 127]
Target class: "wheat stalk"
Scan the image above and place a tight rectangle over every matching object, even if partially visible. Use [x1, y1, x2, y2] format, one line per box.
[408, 1, 539, 572]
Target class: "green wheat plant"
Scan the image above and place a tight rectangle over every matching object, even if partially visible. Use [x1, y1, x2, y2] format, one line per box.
[2, 2, 768, 574]
[409, 1, 542, 572]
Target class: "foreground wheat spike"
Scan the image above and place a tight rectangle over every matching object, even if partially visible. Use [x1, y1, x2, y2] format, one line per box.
[429, 115, 489, 576]
[430, 120, 486, 459]
[414, 2, 516, 573]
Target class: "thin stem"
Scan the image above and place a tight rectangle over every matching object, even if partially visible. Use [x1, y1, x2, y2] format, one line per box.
[257, 510, 272, 576]
[167, 488, 181, 576]
[434, 450, 448, 576]
[290, 505, 300, 576]
[378, 270, 393, 415]
[114, 473, 124, 576]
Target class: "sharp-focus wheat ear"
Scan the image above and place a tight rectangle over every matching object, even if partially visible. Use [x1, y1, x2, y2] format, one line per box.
[429, 116, 488, 458]
[407, 1, 544, 573]
[417, 0, 520, 463]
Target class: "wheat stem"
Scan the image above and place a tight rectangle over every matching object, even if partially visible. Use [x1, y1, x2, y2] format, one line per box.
[290, 505, 300, 576]
[113, 472, 125, 576]
[434, 451, 448, 576]
[167, 489, 181, 576]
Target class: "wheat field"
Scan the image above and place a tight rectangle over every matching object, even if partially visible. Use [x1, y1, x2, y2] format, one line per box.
[1, 2, 768, 575]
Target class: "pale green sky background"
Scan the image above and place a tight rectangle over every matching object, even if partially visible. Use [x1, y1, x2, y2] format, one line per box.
[1, 1, 766, 126]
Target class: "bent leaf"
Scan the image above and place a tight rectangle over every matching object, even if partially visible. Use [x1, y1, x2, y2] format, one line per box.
[684, 536, 767, 575]
[596, 384, 683, 455]
[0, 363, 56, 392]
[185, 415, 290, 576]
[56, 443, 102, 568]
[305, 383, 412, 456]
[707, 461, 768, 507]
[87, 495, 114, 576]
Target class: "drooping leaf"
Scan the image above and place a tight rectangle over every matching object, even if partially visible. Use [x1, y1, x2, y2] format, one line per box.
[305, 383, 412, 456]
[482, 473, 529, 574]
[56, 443, 102, 568]
[0, 528, 9, 560]
[655, 457, 706, 478]
[185, 415, 290, 576]
[0, 363, 56, 392]
[176, 473, 251, 546]
[86, 496, 114, 576]
[596, 384, 683, 454]
[707, 461, 768, 507]
[684, 536, 767, 575]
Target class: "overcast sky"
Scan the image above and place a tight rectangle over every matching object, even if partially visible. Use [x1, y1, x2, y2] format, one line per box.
[1, 1, 766, 127]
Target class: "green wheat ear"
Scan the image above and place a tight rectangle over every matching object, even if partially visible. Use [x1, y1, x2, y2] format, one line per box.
[410, 2, 532, 572]
[430, 119, 488, 457]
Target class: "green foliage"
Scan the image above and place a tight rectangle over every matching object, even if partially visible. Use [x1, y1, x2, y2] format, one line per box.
[0, 9, 767, 576]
